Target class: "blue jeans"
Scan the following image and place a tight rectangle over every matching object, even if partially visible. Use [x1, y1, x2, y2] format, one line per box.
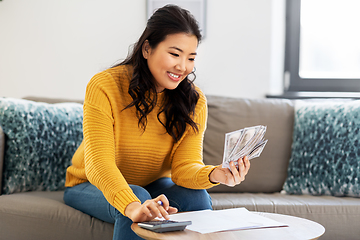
[63, 177, 212, 240]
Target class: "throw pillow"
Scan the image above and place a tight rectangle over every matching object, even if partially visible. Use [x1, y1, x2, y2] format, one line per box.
[0, 98, 83, 194]
[283, 100, 360, 197]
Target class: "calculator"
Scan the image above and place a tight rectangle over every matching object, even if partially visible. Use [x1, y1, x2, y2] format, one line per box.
[138, 220, 192, 233]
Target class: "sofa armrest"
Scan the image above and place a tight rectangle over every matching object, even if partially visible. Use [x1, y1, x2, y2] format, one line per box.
[0, 125, 4, 195]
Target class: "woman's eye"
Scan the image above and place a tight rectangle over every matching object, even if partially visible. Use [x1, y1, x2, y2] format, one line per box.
[170, 53, 179, 57]
[189, 58, 195, 61]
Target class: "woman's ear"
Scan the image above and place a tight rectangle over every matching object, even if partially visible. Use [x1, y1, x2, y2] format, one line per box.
[142, 40, 150, 59]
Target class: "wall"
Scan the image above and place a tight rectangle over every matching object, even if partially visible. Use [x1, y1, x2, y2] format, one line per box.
[0, 0, 285, 100]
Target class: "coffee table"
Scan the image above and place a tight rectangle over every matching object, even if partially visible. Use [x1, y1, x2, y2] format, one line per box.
[131, 212, 325, 240]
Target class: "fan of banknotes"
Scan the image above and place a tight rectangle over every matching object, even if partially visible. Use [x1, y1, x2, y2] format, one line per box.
[222, 125, 268, 170]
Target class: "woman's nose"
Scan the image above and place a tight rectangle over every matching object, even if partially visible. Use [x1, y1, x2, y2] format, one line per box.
[175, 59, 186, 72]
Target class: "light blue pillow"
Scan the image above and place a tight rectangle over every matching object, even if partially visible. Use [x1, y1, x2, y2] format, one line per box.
[283, 100, 360, 197]
[0, 98, 83, 194]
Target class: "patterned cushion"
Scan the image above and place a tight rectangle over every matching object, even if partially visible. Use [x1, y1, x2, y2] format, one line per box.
[283, 100, 360, 197]
[0, 98, 83, 194]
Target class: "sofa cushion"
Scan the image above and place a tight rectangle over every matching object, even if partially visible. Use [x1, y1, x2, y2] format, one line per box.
[283, 100, 360, 197]
[0, 98, 83, 194]
[204, 96, 294, 193]
[0, 191, 113, 240]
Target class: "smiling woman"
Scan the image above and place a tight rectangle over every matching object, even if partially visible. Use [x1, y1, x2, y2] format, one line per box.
[63, 5, 251, 240]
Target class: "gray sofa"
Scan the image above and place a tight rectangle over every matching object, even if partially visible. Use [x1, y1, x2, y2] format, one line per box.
[0, 95, 359, 240]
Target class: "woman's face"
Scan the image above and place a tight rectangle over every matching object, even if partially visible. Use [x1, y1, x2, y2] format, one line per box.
[142, 33, 198, 92]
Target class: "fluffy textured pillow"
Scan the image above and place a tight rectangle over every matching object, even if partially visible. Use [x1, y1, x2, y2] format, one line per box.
[283, 100, 360, 197]
[0, 98, 83, 194]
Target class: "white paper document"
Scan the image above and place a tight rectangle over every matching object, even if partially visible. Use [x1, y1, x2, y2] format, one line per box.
[168, 208, 288, 234]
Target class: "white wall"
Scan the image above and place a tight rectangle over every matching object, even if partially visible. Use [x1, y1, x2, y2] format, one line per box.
[0, 0, 285, 100]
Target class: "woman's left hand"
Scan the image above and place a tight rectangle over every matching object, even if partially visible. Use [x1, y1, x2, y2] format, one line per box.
[209, 156, 250, 187]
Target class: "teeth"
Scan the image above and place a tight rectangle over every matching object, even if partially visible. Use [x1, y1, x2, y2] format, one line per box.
[169, 73, 180, 78]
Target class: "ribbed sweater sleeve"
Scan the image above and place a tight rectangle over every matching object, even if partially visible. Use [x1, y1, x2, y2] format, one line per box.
[170, 90, 219, 189]
[82, 71, 140, 215]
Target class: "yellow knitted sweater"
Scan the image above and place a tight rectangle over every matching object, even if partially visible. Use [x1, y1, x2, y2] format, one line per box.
[65, 65, 217, 215]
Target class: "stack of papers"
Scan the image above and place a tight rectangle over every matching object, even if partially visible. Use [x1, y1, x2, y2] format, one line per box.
[168, 208, 287, 234]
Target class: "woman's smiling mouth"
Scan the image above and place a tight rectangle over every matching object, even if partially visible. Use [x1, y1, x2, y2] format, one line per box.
[168, 72, 181, 81]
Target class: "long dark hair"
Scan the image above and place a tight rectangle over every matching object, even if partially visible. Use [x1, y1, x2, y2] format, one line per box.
[117, 5, 202, 142]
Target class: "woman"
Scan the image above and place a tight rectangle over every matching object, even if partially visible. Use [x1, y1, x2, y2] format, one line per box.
[64, 5, 250, 240]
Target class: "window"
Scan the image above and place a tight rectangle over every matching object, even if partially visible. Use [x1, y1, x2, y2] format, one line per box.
[285, 0, 360, 93]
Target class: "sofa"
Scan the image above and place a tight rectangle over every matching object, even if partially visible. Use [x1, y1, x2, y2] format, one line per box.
[0, 95, 359, 240]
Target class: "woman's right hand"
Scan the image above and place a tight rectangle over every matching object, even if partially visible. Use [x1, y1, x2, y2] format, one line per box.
[124, 194, 178, 223]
